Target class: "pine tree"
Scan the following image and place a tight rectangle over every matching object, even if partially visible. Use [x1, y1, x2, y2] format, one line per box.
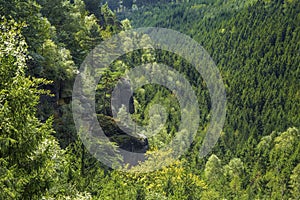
[0, 17, 64, 199]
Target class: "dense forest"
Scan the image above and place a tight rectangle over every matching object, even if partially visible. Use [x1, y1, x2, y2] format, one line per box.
[1, 0, 300, 199]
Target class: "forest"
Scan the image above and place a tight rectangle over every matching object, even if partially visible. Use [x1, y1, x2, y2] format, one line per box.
[0, 0, 300, 199]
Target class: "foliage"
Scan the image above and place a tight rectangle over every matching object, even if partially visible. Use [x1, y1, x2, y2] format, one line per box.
[0, 0, 299, 199]
[0, 17, 64, 200]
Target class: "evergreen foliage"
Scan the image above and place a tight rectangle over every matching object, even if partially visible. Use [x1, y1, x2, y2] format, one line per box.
[0, 0, 299, 199]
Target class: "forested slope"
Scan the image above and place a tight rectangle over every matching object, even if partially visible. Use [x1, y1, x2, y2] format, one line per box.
[127, 0, 300, 157]
[124, 0, 300, 198]
[0, 0, 299, 199]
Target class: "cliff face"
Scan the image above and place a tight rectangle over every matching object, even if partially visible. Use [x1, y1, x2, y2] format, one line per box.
[98, 114, 149, 153]
[111, 77, 135, 116]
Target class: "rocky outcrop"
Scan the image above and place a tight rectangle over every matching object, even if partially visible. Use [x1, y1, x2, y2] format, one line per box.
[97, 114, 148, 153]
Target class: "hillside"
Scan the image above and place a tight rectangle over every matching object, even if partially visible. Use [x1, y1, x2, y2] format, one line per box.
[0, 0, 299, 199]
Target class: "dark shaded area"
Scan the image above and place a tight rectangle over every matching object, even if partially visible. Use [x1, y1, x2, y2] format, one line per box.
[97, 114, 148, 153]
